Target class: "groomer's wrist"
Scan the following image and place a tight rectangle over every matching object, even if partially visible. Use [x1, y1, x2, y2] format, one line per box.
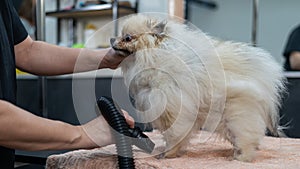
[64, 125, 91, 149]
[98, 48, 112, 69]
[76, 125, 98, 149]
[79, 116, 115, 148]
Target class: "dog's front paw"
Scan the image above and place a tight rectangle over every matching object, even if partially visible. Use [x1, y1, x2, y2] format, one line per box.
[153, 144, 185, 159]
[158, 149, 184, 158]
[155, 151, 178, 159]
[153, 146, 167, 159]
[233, 148, 255, 162]
[154, 149, 179, 159]
[164, 151, 180, 158]
[155, 152, 166, 159]
[234, 154, 254, 162]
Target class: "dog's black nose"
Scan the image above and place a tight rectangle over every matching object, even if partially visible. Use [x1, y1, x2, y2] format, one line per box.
[110, 38, 116, 46]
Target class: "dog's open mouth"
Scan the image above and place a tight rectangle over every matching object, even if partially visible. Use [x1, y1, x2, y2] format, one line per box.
[112, 46, 132, 56]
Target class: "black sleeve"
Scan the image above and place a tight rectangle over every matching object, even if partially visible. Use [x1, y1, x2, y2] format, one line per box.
[283, 25, 300, 58]
[9, 0, 28, 45]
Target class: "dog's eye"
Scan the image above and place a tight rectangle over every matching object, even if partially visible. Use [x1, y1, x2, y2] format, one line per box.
[124, 35, 132, 42]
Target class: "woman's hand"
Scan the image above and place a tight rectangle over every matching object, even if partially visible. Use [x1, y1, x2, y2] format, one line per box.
[99, 48, 128, 69]
[80, 109, 135, 148]
[121, 110, 135, 129]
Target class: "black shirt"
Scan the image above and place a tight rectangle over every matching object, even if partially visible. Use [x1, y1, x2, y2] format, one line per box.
[0, 0, 28, 168]
[283, 25, 300, 71]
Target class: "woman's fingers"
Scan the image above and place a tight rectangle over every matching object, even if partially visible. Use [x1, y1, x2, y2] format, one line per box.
[121, 110, 135, 128]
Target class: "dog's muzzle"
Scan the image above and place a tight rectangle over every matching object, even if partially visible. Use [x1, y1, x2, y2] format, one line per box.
[110, 38, 116, 46]
[110, 38, 132, 56]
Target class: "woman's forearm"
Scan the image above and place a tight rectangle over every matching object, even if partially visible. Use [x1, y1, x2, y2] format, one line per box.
[15, 36, 111, 76]
[0, 100, 98, 151]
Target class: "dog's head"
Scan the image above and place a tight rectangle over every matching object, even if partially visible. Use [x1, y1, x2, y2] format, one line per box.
[110, 15, 168, 56]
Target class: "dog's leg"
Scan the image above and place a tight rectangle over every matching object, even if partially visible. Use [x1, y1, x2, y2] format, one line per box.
[162, 124, 196, 158]
[222, 97, 266, 162]
[158, 102, 199, 158]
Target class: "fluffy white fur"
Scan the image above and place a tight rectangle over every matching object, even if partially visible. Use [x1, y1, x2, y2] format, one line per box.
[110, 14, 286, 162]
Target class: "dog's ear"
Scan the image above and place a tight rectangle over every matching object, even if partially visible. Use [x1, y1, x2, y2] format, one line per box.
[152, 20, 167, 36]
[146, 19, 153, 29]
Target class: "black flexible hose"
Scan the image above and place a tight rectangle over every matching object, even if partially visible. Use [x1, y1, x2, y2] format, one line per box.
[97, 96, 135, 169]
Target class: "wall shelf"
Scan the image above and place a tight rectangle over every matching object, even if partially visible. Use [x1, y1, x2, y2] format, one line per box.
[46, 2, 136, 19]
[46, 1, 138, 45]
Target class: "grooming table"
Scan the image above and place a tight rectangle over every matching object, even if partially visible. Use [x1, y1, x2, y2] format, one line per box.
[46, 130, 300, 169]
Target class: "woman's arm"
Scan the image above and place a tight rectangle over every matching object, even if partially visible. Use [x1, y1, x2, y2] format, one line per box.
[14, 36, 124, 76]
[0, 100, 134, 151]
[0, 100, 101, 151]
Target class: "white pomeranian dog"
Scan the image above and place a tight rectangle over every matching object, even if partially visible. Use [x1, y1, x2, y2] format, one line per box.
[110, 14, 286, 162]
